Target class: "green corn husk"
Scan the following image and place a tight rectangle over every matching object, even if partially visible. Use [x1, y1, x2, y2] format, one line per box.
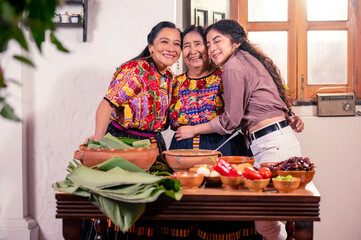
[117, 137, 139, 146]
[92, 156, 146, 172]
[99, 133, 133, 149]
[132, 139, 151, 148]
[53, 157, 182, 232]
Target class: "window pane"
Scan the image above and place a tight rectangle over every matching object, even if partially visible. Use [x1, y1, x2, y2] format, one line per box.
[248, 0, 288, 22]
[307, 30, 347, 85]
[307, 0, 348, 21]
[248, 31, 288, 83]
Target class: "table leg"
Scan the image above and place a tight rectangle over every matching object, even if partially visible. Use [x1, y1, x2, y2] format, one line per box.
[63, 219, 82, 240]
[286, 221, 313, 240]
[94, 219, 109, 240]
[295, 222, 313, 240]
[286, 221, 296, 240]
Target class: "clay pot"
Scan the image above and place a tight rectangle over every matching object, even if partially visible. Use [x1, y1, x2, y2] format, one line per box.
[220, 156, 255, 166]
[161, 149, 222, 171]
[74, 144, 159, 170]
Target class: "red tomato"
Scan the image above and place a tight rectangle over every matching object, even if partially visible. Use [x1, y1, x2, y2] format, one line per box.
[242, 167, 263, 180]
[258, 167, 272, 179]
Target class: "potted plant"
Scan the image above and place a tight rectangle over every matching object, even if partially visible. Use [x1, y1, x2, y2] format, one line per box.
[0, 0, 68, 121]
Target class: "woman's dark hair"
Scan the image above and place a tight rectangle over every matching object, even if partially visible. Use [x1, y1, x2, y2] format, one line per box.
[181, 25, 205, 47]
[205, 19, 293, 115]
[131, 21, 182, 61]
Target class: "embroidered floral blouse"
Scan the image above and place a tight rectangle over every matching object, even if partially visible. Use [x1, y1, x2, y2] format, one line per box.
[169, 68, 224, 130]
[105, 58, 174, 132]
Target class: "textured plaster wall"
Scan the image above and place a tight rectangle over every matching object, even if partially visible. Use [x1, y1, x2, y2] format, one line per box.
[1, 0, 361, 239]
[23, 0, 177, 239]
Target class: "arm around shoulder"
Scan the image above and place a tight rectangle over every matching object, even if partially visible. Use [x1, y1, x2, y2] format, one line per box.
[174, 122, 214, 141]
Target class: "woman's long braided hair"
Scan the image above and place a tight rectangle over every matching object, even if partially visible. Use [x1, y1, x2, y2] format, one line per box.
[205, 19, 293, 116]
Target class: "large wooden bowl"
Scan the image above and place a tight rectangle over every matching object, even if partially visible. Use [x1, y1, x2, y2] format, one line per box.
[161, 149, 222, 171]
[74, 144, 159, 170]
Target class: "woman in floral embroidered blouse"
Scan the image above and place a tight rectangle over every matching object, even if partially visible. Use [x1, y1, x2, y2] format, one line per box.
[169, 25, 250, 156]
[83, 21, 181, 240]
[86, 21, 181, 153]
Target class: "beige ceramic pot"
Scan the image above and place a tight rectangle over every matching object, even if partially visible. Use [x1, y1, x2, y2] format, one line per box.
[74, 144, 159, 170]
[161, 149, 222, 171]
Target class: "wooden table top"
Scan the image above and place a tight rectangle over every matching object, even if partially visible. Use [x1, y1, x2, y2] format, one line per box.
[56, 182, 320, 222]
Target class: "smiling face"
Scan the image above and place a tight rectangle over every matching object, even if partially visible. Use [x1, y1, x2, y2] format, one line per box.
[182, 31, 209, 70]
[206, 29, 240, 66]
[148, 27, 181, 73]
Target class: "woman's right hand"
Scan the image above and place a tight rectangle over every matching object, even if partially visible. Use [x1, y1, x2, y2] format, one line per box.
[84, 133, 104, 144]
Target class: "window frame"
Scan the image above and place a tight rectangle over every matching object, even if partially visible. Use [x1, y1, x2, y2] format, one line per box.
[230, 0, 361, 101]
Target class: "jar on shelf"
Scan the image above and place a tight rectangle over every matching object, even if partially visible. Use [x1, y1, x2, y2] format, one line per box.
[70, 14, 80, 23]
[61, 12, 70, 23]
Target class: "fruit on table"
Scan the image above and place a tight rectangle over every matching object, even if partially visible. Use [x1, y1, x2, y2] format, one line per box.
[258, 167, 272, 179]
[275, 175, 294, 181]
[233, 163, 253, 175]
[242, 167, 263, 180]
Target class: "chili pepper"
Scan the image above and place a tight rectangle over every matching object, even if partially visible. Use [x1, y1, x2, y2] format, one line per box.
[210, 157, 239, 177]
[242, 167, 263, 180]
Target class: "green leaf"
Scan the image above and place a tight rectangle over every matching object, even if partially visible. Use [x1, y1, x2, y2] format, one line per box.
[13, 55, 35, 67]
[29, 21, 46, 51]
[0, 71, 5, 88]
[94, 156, 146, 173]
[50, 32, 69, 53]
[0, 102, 21, 121]
[12, 26, 28, 51]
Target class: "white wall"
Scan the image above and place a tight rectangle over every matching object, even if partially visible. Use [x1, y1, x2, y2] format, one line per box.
[1, 0, 361, 239]
[1, 1, 177, 239]
[293, 106, 361, 240]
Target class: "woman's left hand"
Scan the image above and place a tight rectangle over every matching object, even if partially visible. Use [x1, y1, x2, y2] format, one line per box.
[287, 115, 304, 132]
[175, 125, 197, 141]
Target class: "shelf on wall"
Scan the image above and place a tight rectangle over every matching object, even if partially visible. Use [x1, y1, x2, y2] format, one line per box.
[54, 0, 88, 42]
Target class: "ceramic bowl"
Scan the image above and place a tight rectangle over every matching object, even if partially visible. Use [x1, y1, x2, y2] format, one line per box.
[170, 171, 188, 180]
[189, 164, 214, 174]
[177, 173, 204, 189]
[221, 156, 255, 166]
[272, 177, 301, 193]
[276, 170, 316, 189]
[220, 175, 243, 190]
[244, 178, 270, 192]
[204, 176, 222, 187]
[74, 144, 159, 170]
[161, 149, 222, 171]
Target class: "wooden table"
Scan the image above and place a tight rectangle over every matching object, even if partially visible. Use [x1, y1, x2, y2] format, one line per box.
[55, 182, 320, 240]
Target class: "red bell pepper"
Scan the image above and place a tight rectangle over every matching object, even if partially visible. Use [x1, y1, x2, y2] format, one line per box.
[210, 157, 239, 177]
[242, 167, 263, 180]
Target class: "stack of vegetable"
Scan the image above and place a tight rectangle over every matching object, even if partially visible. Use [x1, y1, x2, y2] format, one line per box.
[53, 156, 182, 232]
[86, 133, 151, 149]
[242, 167, 272, 180]
[273, 157, 315, 171]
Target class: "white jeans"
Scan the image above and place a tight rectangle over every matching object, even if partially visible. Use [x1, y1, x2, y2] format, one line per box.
[250, 125, 301, 240]
[250, 125, 302, 169]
